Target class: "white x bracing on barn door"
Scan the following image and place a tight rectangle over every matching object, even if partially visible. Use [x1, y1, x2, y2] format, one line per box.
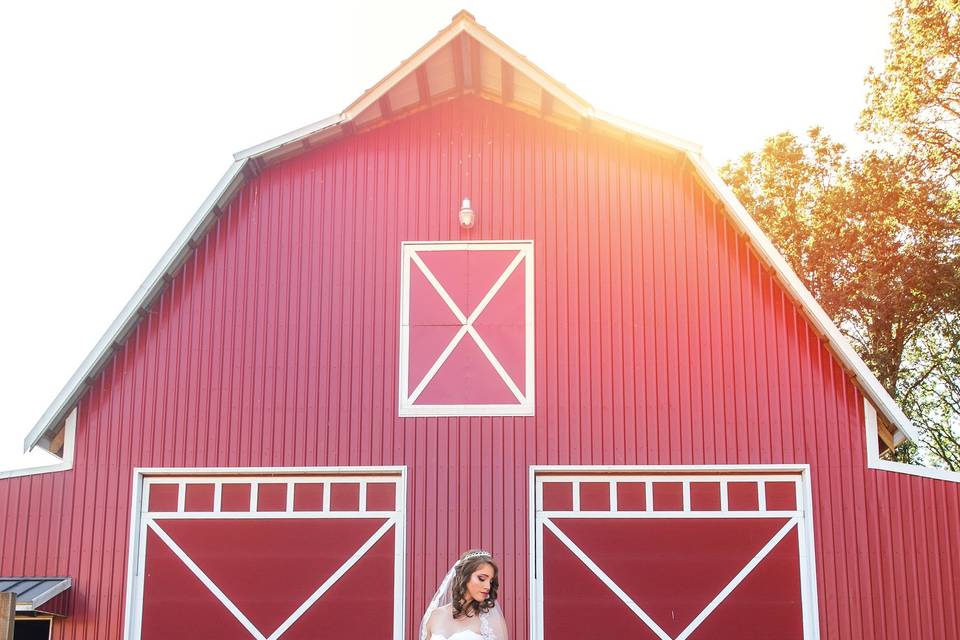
[123, 469, 407, 640]
[530, 466, 820, 640]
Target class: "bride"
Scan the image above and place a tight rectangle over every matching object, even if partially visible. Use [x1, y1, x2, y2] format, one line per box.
[420, 549, 509, 640]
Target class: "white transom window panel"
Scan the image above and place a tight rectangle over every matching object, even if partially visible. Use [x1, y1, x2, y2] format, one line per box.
[530, 466, 820, 640]
[399, 241, 534, 416]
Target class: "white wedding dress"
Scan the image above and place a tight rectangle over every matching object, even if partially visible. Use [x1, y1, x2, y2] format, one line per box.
[428, 608, 495, 640]
[430, 632, 483, 640]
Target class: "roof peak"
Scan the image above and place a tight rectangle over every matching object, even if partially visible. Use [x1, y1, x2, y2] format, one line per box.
[21, 9, 918, 457]
[450, 9, 477, 23]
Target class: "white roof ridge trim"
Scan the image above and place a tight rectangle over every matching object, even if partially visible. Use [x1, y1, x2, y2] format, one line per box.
[592, 110, 701, 154]
[685, 151, 918, 443]
[232, 14, 633, 165]
[23, 161, 247, 453]
[22, 14, 917, 453]
[342, 20, 471, 121]
[233, 114, 344, 161]
[458, 21, 592, 117]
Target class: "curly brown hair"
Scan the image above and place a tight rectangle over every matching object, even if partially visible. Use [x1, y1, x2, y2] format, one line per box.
[451, 549, 499, 619]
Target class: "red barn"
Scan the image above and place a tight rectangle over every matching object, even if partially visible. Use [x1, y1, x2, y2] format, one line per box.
[2, 11, 959, 640]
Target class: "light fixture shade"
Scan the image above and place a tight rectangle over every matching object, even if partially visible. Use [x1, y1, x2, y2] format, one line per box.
[459, 198, 475, 228]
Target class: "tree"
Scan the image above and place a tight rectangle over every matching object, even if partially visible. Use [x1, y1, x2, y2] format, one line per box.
[862, 0, 960, 182]
[719, 129, 847, 315]
[721, 129, 960, 392]
[722, 0, 960, 469]
[857, 0, 960, 469]
[899, 313, 960, 469]
[720, 131, 960, 468]
[830, 150, 959, 392]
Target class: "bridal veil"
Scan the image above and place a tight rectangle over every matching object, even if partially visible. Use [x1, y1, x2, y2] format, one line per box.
[419, 551, 507, 640]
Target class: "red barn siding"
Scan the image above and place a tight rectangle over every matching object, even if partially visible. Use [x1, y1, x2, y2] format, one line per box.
[1, 94, 959, 638]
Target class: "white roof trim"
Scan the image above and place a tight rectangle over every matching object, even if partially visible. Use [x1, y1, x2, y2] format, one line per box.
[459, 21, 591, 117]
[343, 20, 470, 121]
[230, 15, 701, 173]
[2, 408, 75, 479]
[686, 151, 918, 443]
[233, 114, 343, 161]
[340, 14, 593, 124]
[22, 12, 918, 453]
[864, 401, 958, 482]
[593, 110, 701, 155]
[23, 162, 247, 452]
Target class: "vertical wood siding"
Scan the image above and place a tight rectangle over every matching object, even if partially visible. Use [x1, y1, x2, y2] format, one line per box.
[1, 95, 958, 639]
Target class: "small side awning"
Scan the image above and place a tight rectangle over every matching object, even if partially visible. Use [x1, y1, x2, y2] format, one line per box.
[0, 577, 71, 613]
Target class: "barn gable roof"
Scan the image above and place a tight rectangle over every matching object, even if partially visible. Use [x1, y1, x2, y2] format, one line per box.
[22, 10, 917, 454]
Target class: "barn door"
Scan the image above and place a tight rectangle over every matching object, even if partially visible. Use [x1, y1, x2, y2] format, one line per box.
[126, 470, 406, 640]
[531, 467, 819, 640]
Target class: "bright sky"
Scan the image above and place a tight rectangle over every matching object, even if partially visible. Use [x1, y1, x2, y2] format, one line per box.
[0, 0, 894, 471]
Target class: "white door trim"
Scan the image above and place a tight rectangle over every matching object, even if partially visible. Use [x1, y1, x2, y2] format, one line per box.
[122, 466, 407, 640]
[398, 241, 535, 416]
[529, 464, 819, 640]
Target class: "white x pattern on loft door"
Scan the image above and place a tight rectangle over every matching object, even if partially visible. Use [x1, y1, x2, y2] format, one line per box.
[399, 241, 534, 416]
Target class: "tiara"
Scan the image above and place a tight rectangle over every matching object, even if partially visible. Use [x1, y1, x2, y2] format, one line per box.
[457, 550, 491, 565]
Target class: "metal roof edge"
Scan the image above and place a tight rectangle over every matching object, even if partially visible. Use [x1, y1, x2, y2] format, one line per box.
[21, 11, 698, 455]
[341, 16, 470, 120]
[22, 577, 72, 610]
[233, 114, 345, 161]
[23, 12, 915, 456]
[232, 16, 699, 167]
[685, 150, 920, 445]
[592, 110, 702, 155]
[459, 21, 593, 117]
[1, 577, 72, 611]
[236, 16, 472, 163]
[23, 161, 248, 453]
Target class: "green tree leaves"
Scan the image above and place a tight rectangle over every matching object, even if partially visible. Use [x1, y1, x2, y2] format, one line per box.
[862, 0, 960, 183]
[722, 0, 960, 469]
[721, 133, 960, 398]
[721, 138, 960, 468]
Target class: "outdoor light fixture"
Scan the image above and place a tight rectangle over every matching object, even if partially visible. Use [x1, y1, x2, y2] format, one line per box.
[459, 198, 475, 229]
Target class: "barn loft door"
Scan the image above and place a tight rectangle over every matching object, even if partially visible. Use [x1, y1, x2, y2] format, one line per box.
[399, 241, 534, 417]
[126, 470, 406, 640]
[531, 467, 819, 640]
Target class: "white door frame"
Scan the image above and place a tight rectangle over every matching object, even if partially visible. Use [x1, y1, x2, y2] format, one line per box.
[398, 240, 535, 417]
[122, 466, 407, 640]
[528, 464, 819, 640]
